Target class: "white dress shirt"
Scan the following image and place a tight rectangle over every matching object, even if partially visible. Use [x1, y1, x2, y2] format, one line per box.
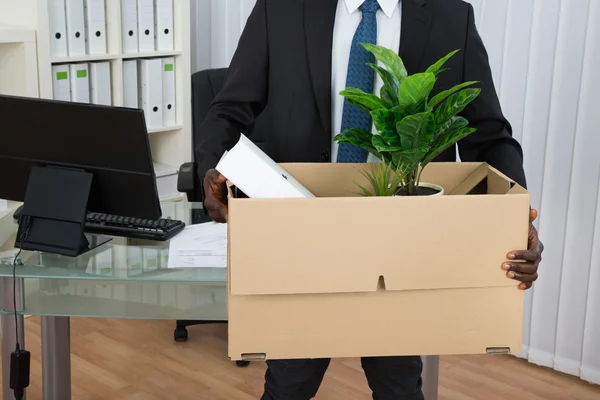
[331, 0, 402, 163]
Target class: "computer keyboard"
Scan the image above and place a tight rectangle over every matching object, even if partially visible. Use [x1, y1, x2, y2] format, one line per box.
[14, 207, 185, 241]
[84, 212, 185, 241]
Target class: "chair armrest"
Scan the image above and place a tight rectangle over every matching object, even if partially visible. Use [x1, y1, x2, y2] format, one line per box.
[177, 162, 199, 201]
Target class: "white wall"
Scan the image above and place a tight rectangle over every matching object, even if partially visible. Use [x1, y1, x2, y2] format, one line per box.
[190, 0, 600, 384]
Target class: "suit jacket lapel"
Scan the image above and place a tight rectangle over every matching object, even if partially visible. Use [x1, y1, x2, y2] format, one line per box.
[304, 0, 337, 135]
[399, 0, 432, 74]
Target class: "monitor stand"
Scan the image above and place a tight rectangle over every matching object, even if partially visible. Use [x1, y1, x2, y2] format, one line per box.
[14, 166, 111, 257]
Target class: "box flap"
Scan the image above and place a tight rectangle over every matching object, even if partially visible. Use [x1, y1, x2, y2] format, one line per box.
[487, 167, 513, 195]
[448, 163, 489, 195]
[228, 193, 530, 296]
[507, 185, 528, 195]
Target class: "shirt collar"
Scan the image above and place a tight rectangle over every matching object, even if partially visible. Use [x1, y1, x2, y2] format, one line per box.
[344, 0, 400, 18]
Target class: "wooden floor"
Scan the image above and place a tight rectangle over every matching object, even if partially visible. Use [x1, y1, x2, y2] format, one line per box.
[1, 318, 599, 399]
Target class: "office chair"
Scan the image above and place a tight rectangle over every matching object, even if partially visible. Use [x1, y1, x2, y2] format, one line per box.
[176, 67, 268, 367]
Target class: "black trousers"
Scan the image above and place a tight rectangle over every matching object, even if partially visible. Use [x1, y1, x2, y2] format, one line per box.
[261, 356, 424, 400]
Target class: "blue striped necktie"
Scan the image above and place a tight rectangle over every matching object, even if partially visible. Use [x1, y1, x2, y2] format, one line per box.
[336, 0, 379, 163]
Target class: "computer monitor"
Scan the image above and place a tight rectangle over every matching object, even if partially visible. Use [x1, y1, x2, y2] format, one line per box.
[0, 94, 163, 256]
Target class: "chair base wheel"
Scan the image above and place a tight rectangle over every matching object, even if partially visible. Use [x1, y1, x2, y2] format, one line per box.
[236, 360, 250, 367]
[174, 327, 188, 342]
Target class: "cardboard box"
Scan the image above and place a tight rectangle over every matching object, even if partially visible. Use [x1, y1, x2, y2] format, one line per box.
[227, 162, 530, 361]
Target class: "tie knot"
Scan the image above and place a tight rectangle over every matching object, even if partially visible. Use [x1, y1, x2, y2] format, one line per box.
[360, 0, 379, 14]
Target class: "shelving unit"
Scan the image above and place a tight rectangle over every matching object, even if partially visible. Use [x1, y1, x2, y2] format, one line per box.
[0, 25, 39, 99]
[0, 24, 39, 211]
[121, 50, 182, 59]
[0, 0, 192, 202]
[50, 53, 121, 63]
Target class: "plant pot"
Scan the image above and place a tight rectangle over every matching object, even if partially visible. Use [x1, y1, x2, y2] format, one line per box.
[395, 182, 444, 197]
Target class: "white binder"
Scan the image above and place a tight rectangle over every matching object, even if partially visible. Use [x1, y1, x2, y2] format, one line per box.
[51, 65, 71, 101]
[90, 62, 111, 105]
[161, 57, 176, 126]
[137, 0, 155, 52]
[122, 60, 139, 108]
[48, 0, 68, 58]
[69, 63, 90, 103]
[138, 59, 163, 128]
[65, 0, 87, 56]
[84, 0, 107, 54]
[216, 134, 316, 199]
[154, 0, 174, 51]
[120, 0, 138, 53]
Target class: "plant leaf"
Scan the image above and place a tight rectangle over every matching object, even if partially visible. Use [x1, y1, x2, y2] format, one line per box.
[355, 161, 406, 197]
[370, 108, 396, 136]
[434, 88, 481, 125]
[364, 165, 379, 189]
[359, 164, 386, 196]
[340, 87, 386, 113]
[354, 182, 374, 196]
[335, 127, 373, 144]
[377, 151, 393, 165]
[432, 116, 468, 142]
[361, 42, 408, 83]
[422, 117, 469, 165]
[370, 109, 405, 153]
[425, 49, 460, 76]
[372, 134, 403, 153]
[356, 166, 378, 196]
[395, 112, 436, 150]
[390, 104, 407, 121]
[392, 147, 428, 191]
[428, 81, 479, 110]
[397, 72, 436, 114]
[368, 62, 399, 104]
[392, 147, 429, 175]
[380, 85, 397, 109]
[390, 168, 407, 193]
[421, 127, 477, 166]
[368, 63, 399, 107]
[335, 127, 379, 156]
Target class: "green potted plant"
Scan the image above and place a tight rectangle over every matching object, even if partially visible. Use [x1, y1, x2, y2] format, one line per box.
[335, 43, 481, 197]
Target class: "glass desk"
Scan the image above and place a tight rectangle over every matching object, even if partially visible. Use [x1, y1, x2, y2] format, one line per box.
[0, 203, 228, 399]
[0, 202, 439, 400]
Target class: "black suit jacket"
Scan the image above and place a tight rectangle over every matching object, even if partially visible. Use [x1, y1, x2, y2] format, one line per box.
[195, 0, 527, 190]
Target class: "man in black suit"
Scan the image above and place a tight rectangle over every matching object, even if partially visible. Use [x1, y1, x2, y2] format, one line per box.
[197, 1, 544, 399]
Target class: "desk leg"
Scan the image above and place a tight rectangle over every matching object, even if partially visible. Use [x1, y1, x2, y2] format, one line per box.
[422, 355, 440, 400]
[1, 277, 26, 400]
[41, 316, 71, 400]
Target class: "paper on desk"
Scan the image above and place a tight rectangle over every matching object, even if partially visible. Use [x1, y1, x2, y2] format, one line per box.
[167, 222, 228, 269]
[216, 133, 315, 199]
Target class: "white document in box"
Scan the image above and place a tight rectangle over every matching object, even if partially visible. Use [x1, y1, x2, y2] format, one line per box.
[167, 222, 228, 269]
[216, 134, 315, 199]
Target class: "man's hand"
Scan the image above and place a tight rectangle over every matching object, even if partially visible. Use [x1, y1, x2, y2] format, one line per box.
[502, 209, 544, 290]
[203, 169, 228, 223]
